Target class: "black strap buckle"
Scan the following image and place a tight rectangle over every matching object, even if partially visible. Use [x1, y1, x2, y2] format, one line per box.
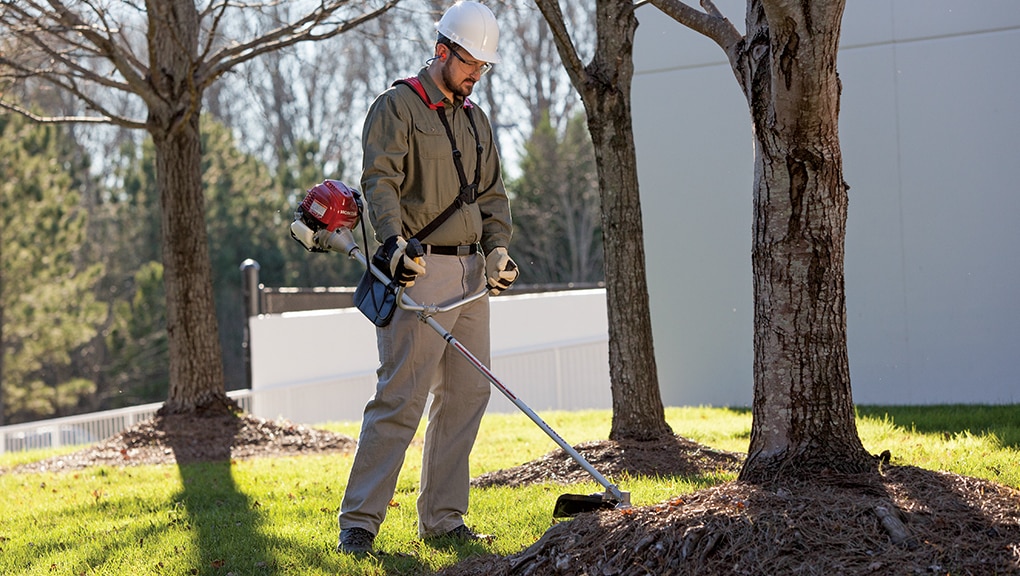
[459, 183, 478, 205]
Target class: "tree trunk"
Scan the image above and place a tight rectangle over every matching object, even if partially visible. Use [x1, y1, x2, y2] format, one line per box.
[584, 1, 672, 442]
[739, 0, 872, 481]
[596, 126, 672, 443]
[147, 0, 234, 415]
[152, 119, 234, 415]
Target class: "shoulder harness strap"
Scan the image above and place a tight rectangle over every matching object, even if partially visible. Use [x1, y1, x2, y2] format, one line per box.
[393, 76, 473, 110]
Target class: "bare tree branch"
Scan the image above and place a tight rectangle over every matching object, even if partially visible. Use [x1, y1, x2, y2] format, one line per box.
[198, 0, 399, 89]
[2, 0, 402, 121]
[0, 98, 147, 128]
[0, 34, 134, 96]
[198, 0, 231, 64]
[648, 0, 752, 98]
[533, 0, 589, 100]
[649, 0, 741, 53]
[2, 0, 160, 117]
[39, 0, 156, 101]
[0, 54, 146, 127]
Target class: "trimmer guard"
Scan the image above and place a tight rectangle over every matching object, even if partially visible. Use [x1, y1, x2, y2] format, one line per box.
[553, 490, 632, 518]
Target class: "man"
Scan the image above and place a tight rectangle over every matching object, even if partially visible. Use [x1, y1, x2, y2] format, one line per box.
[337, 1, 517, 556]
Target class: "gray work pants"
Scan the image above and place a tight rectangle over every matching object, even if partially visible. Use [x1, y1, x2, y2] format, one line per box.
[338, 251, 491, 538]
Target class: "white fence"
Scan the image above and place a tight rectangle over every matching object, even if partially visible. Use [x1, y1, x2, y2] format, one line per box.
[1, 290, 611, 453]
[0, 390, 252, 454]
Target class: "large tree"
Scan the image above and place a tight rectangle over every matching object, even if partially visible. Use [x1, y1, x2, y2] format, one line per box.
[0, 0, 397, 415]
[534, 0, 673, 442]
[650, 0, 874, 479]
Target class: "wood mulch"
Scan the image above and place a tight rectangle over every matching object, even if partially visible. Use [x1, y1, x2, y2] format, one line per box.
[452, 460, 1020, 576]
[472, 434, 743, 487]
[4, 413, 1018, 575]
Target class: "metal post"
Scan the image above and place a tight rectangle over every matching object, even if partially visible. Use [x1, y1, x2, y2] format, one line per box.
[240, 259, 261, 390]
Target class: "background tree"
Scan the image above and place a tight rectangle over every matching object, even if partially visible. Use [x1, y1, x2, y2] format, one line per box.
[508, 111, 603, 284]
[81, 134, 169, 411]
[0, 113, 105, 424]
[534, 0, 672, 442]
[650, 0, 874, 479]
[103, 261, 168, 408]
[0, 0, 398, 416]
[482, 1, 591, 160]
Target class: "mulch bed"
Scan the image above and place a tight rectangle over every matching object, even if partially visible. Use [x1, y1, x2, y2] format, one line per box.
[448, 465, 1020, 576]
[472, 434, 743, 487]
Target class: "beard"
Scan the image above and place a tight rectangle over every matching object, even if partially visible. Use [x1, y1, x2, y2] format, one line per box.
[441, 60, 476, 99]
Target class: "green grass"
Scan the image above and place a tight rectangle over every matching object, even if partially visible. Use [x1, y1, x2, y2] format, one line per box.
[855, 404, 1020, 487]
[0, 405, 1017, 575]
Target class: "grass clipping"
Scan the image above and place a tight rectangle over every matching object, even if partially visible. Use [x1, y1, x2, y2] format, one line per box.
[453, 447, 1020, 576]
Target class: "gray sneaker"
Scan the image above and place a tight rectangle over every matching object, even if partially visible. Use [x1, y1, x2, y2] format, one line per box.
[337, 527, 375, 555]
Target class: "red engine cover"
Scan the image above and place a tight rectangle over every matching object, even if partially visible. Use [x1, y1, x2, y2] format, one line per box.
[299, 179, 360, 231]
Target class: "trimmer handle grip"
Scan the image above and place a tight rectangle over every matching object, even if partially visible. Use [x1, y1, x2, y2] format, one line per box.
[406, 238, 425, 260]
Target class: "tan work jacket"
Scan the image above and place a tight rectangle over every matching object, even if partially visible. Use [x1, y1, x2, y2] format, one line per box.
[361, 67, 512, 254]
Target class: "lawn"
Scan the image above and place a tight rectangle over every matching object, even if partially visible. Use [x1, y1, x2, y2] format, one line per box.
[0, 405, 1016, 575]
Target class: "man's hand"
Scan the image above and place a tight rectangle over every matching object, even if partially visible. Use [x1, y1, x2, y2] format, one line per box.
[375, 235, 426, 287]
[485, 247, 518, 295]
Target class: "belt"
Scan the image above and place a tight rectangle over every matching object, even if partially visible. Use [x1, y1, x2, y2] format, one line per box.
[423, 244, 479, 256]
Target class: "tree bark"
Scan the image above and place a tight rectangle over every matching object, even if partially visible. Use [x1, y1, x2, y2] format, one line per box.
[147, 0, 233, 415]
[739, 0, 872, 480]
[152, 117, 234, 414]
[588, 1, 673, 442]
[536, 0, 673, 442]
[650, 0, 875, 478]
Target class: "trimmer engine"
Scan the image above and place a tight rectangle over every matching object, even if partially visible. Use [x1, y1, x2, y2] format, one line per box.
[290, 179, 362, 252]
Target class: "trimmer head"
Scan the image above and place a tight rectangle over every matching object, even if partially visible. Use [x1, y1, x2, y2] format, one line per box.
[553, 490, 631, 518]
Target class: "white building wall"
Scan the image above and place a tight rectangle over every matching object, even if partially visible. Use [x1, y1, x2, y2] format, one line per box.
[633, 0, 1020, 406]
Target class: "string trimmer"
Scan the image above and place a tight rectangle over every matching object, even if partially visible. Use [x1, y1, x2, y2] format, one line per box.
[289, 180, 630, 518]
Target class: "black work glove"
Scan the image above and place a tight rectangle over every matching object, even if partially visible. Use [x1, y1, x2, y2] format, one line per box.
[373, 235, 425, 287]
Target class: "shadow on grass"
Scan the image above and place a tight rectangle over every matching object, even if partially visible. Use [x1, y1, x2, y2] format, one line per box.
[856, 404, 1020, 449]
[160, 412, 480, 575]
[159, 412, 367, 575]
[162, 413, 280, 575]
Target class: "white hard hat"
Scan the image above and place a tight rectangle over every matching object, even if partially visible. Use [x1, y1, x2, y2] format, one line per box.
[435, 1, 501, 64]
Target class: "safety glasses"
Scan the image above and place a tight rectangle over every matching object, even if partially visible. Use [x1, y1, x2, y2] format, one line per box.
[449, 47, 493, 76]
